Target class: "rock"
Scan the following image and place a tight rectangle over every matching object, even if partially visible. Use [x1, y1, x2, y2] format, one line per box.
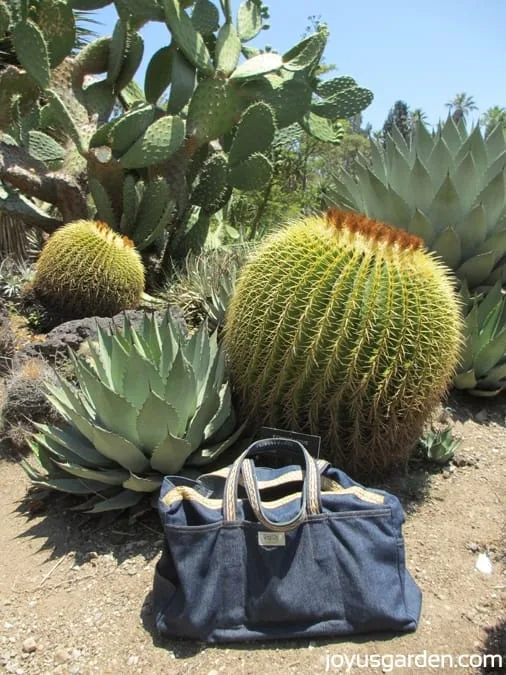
[127, 655, 139, 666]
[53, 648, 70, 665]
[19, 307, 186, 362]
[21, 638, 37, 654]
[474, 409, 488, 423]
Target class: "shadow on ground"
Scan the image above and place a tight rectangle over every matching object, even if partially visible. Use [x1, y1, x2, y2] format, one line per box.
[480, 618, 506, 674]
[448, 390, 506, 426]
[12, 490, 163, 566]
[139, 589, 404, 660]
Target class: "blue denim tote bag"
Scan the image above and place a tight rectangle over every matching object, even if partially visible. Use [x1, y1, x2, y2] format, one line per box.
[153, 438, 422, 643]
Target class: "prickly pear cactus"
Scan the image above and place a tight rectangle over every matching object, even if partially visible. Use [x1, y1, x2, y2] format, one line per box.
[0, 0, 374, 266]
[33, 220, 145, 318]
[225, 209, 463, 476]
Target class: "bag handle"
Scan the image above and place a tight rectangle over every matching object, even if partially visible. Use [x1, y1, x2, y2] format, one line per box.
[223, 438, 322, 531]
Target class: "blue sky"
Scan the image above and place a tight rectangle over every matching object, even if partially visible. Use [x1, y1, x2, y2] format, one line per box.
[90, 0, 506, 130]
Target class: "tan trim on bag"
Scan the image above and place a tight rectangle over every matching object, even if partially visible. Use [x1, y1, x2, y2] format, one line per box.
[161, 480, 385, 510]
[200, 461, 329, 491]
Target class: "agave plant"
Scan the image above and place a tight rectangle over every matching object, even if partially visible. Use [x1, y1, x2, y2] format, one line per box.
[455, 282, 506, 396]
[166, 246, 249, 328]
[326, 118, 506, 290]
[418, 425, 460, 465]
[23, 312, 244, 512]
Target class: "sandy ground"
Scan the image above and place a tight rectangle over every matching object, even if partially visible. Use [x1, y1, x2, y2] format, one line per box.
[0, 395, 504, 675]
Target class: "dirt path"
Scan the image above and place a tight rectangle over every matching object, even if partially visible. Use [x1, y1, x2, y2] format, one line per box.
[0, 397, 504, 675]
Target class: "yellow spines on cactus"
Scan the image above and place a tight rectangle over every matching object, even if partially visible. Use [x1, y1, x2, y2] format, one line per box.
[225, 209, 463, 476]
[34, 220, 145, 318]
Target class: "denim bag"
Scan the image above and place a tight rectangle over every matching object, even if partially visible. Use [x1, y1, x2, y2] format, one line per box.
[153, 438, 422, 643]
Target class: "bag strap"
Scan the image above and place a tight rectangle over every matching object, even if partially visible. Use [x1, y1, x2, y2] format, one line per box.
[223, 438, 322, 531]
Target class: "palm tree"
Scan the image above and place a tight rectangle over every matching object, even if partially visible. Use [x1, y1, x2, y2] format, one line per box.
[445, 93, 478, 124]
[481, 106, 506, 137]
[409, 108, 428, 125]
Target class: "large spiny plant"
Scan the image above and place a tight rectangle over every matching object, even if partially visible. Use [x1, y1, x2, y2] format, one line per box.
[327, 118, 506, 291]
[0, 0, 373, 269]
[326, 118, 506, 396]
[225, 209, 463, 476]
[24, 311, 244, 512]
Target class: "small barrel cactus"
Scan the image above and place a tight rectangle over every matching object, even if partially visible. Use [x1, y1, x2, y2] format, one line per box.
[33, 220, 145, 318]
[225, 209, 463, 476]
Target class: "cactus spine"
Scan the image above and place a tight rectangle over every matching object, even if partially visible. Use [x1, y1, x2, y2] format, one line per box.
[34, 220, 145, 318]
[225, 210, 463, 476]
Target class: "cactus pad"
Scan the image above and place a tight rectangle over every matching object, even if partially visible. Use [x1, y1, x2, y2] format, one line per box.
[191, 152, 230, 213]
[119, 115, 185, 168]
[215, 23, 241, 76]
[229, 101, 275, 165]
[187, 78, 241, 144]
[144, 46, 173, 103]
[229, 152, 272, 191]
[162, 0, 214, 74]
[36, 0, 76, 68]
[191, 0, 219, 35]
[13, 20, 51, 89]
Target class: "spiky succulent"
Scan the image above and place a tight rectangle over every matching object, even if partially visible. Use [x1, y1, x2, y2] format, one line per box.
[33, 220, 144, 318]
[24, 312, 243, 512]
[418, 425, 460, 465]
[326, 118, 506, 290]
[225, 209, 463, 476]
[167, 247, 248, 328]
[455, 282, 506, 396]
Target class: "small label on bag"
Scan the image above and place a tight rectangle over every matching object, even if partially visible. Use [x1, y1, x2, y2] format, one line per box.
[256, 426, 321, 458]
[258, 531, 286, 547]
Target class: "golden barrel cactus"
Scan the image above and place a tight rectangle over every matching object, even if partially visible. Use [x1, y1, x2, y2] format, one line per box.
[225, 209, 463, 475]
[34, 220, 145, 318]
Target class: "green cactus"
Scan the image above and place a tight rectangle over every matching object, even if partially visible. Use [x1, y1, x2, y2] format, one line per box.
[27, 130, 66, 164]
[109, 104, 156, 155]
[225, 209, 463, 476]
[132, 176, 174, 249]
[237, 0, 269, 42]
[191, 0, 220, 35]
[187, 78, 241, 145]
[0, 0, 373, 270]
[215, 22, 241, 76]
[36, 0, 76, 69]
[162, 0, 214, 74]
[119, 115, 186, 168]
[33, 220, 145, 318]
[144, 46, 173, 103]
[229, 101, 275, 164]
[12, 20, 51, 89]
[229, 152, 273, 191]
[191, 151, 230, 214]
[312, 77, 374, 120]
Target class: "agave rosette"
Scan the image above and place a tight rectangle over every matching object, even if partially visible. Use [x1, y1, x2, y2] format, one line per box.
[455, 282, 506, 396]
[327, 118, 506, 290]
[24, 313, 243, 511]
